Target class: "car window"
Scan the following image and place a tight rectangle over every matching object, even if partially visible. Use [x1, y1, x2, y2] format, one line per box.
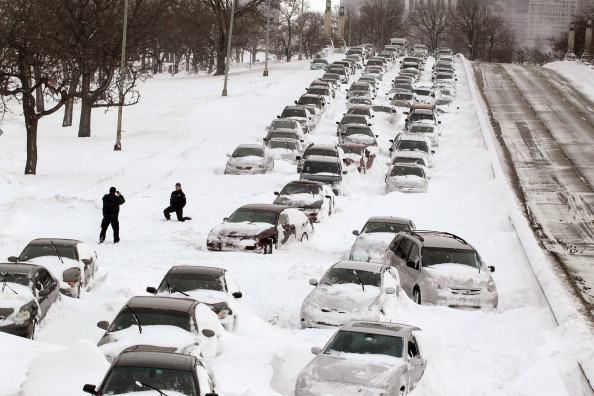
[37, 269, 53, 289]
[396, 238, 414, 259]
[279, 213, 290, 225]
[408, 244, 420, 264]
[408, 337, 420, 358]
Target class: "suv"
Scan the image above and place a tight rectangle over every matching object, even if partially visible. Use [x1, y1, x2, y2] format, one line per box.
[384, 230, 498, 310]
[296, 144, 342, 173]
[299, 155, 346, 195]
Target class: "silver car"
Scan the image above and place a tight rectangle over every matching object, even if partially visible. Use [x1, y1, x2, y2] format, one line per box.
[384, 230, 498, 310]
[300, 261, 401, 328]
[385, 163, 429, 194]
[295, 321, 427, 396]
[224, 144, 274, 175]
[349, 216, 415, 262]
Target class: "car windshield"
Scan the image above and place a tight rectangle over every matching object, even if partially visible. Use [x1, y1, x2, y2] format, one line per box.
[344, 127, 373, 137]
[341, 145, 364, 154]
[393, 157, 425, 166]
[158, 273, 225, 293]
[325, 330, 403, 358]
[396, 140, 429, 153]
[271, 120, 295, 129]
[412, 113, 434, 121]
[393, 94, 413, 100]
[422, 247, 479, 268]
[409, 125, 434, 133]
[270, 140, 298, 150]
[19, 243, 78, 261]
[232, 147, 263, 158]
[321, 268, 380, 287]
[0, 273, 30, 286]
[109, 309, 192, 332]
[322, 74, 340, 80]
[362, 221, 409, 234]
[414, 89, 431, 96]
[394, 84, 412, 91]
[281, 108, 306, 118]
[308, 89, 327, 96]
[313, 59, 327, 64]
[347, 109, 370, 116]
[302, 161, 340, 175]
[280, 183, 321, 195]
[350, 99, 371, 105]
[390, 166, 425, 178]
[269, 132, 298, 140]
[351, 84, 370, 91]
[341, 116, 366, 125]
[227, 208, 278, 224]
[101, 366, 197, 396]
[299, 97, 319, 106]
[304, 148, 337, 158]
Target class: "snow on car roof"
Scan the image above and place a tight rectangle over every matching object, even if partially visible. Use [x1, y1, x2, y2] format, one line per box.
[331, 260, 386, 273]
[239, 203, 289, 213]
[126, 296, 197, 312]
[343, 320, 421, 336]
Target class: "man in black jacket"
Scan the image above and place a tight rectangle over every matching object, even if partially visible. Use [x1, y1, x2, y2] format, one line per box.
[100, 187, 125, 243]
[164, 183, 190, 221]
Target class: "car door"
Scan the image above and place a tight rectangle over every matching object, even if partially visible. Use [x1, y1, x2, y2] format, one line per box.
[395, 238, 415, 296]
[379, 268, 400, 320]
[407, 335, 426, 387]
[385, 235, 402, 267]
[34, 269, 57, 319]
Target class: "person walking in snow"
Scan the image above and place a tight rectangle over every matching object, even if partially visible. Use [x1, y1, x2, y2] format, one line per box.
[100, 187, 125, 243]
[164, 182, 191, 221]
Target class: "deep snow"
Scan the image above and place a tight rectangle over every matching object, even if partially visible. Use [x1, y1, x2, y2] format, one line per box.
[0, 53, 591, 396]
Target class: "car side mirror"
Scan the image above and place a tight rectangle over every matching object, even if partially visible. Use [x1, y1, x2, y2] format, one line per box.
[352, 230, 360, 236]
[273, 191, 280, 196]
[375, 135, 379, 138]
[342, 171, 348, 175]
[82, 384, 98, 395]
[403, 112, 409, 115]
[146, 286, 157, 294]
[81, 258, 92, 266]
[97, 320, 109, 330]
[309, 278, 318, 286]
[311, 346, 322, 355]
[368, 123, 372, 126]
[7, 256, 18, 263]
[488, 266, 495, 273]
[62, 267, 81, 283]
[223, 217, 229, 222]
[294, 100, 298, 104]
[202, 329, 216, 338]
[389, 139, 394, 143]
[385, 286, 396, 295]
[336, 122, 339, 125]
[263, 138, 268, 142]
[232, 291, 243, 299]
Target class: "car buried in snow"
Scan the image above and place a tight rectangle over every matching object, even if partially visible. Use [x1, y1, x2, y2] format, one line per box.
[389, 134, 434, 166]
[273, 180, 335, 223]
[336, 114, 371, 135]
[96, 296, 223, 363]
[8, 238, 99, 298]
[265, 118, 305, 139]
[0, 263, 60, 339]
[296, 144, 342, 173]
[385, 163, 429, 194]
[407, 122, 440, 147]
[310, 58, 329, 70]
[349, 216, 415, 263]
[295, 321, 426, 396]
[224, 144, 274, 175]
[146, 266, 243, 331]
[206, 204, 313, 254]
[385, 230, 498, 310]
[267, 138, 304, 163]
[340, 143, 376, 172]
[299, 155, 347, 196]
[338, 125, 379, 147]
[300, 261, 401, 328]
[279, 106, 316, 133]
[82, 345, 219, 396]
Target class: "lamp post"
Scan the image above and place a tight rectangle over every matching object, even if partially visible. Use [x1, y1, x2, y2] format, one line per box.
[114, 0, 129, 151]
[263, 0, 272, 76]
[222, 0, 237, 96]
[298, 0, 304, 60]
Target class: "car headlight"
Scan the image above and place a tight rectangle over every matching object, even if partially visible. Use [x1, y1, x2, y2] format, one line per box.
[14, 308, 31, 324]
[487, 280, 497, 293]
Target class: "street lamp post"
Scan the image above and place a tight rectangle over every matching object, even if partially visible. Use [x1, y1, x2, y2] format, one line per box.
[222, 0, 237, 96]
[114, 0, 129, 151]
[298, 0, 304, 60]
[263, 0, 272, 77]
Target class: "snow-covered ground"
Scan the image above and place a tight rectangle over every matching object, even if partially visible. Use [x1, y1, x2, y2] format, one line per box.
[545, 61, 594, 103]
[0, 54, 590, 395]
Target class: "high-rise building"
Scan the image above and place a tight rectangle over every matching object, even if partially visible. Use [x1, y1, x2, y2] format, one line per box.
[404, 0, 458, 12]
[527, 0, 578, 46]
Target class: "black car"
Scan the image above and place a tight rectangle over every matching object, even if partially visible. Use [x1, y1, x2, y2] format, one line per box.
[0, 263, 60, 338]
[83, 345, 218, 396]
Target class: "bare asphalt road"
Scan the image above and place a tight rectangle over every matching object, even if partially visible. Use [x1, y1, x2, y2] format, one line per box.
[474, 62, 594, 313]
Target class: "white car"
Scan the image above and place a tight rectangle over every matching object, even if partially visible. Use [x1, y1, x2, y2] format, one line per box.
[146, 266, 243, 331]
[300, 261, 401, 328]
[339, 125, 378, 147]
[349, 216, 415, 262]
[295, 321, 427, 396]
[279, 106, 316, 133]
[9, 238, 99, 298]
[267, 138, 304, 163]
[386, 163, 429, 193]
[389, 134, 433, 166]
[265, 118, 305, 140]
[225, 144, 274, 175]
[96, 296, 223, 363]
[273, 180, 336, 223]
[407, 122, 440, 148]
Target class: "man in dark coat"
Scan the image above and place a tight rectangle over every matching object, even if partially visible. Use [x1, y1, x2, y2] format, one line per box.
[164, 182, 190, 221]
[100, 187, 125, 243]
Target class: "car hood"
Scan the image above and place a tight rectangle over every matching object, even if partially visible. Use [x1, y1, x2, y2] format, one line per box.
[305, 284, 379, 311]
[424, 263, 491, 288]
[209, 222, 275, 239]
[227, 156, 265, 166]
[350, 233, 395, 262]
[0, 283, 36, 321]
[387, 175, 427, 187]
[274, 193, 323, 208]
[184, 289, 229, 305]
[303, 353, 405, 387]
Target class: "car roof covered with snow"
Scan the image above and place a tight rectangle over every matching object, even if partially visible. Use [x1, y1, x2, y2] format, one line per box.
[401, 230, 474, 250]
[114, 346, 196, 370]
[238, 203, 289, 213]
[366, 216, 412, 225]
[125, 296, 198, 313]
[342, 320, 421, 337]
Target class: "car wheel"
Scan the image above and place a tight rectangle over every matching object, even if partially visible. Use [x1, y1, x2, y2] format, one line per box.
[413, 288, 422, 305]
[400, 387, 408, 396]
[300, 233, 309, 242]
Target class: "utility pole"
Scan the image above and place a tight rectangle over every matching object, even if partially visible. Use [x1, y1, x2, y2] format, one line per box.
[263, 0, 272, 76]
[222, 0, 237, 96]
[298, 0, 304, 60]
[114, 0, 129, 151]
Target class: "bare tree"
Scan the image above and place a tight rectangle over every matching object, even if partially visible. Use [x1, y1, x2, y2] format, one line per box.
[350, 0, 406, 47]
[450, 0, 490, 60]
[408, 2, 451, 51]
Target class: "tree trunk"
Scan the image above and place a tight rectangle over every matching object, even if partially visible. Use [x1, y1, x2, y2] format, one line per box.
[78, 73, 93, 138]
[216, 31, 227, 75]
[23, 96, 38, 175]
[34, 67, 45, 113]
[63, 98, 74, 127]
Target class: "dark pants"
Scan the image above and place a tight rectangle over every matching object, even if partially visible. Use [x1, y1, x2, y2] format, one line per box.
[100, 216, 120, 242]
[164, 206, 186, 221]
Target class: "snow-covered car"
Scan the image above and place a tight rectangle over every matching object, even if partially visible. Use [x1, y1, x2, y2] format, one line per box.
[299, 155, 346, 195]
[146, 266, 243, 331]
[336, 114, 371, 135]
[273, 180, 335, 222]
[436, 86, 455, 105]
[309, 79, 336, 98]
[390, 91, 415, 110]
[83, 345, 218, 396]
[347, 82, 375, 99]
[339, 125, 378, 147]
[96, 296, 222, 363]
[295, 321, 426, 396]
[347, 97, 373, 108]
[408, 122, 440, 147]
[8, 238, 99, 298]
[385, 230, 498, 310]
[263, 130, 304, 145]
[0, 263, 60, 339]
[389, 134, 433, 166]
[349, 216, 415, 262]
[310, 58, 329, 70]
[265, 118, 305, 139]
[300, 261, 401, 328]
[320, 72, 342, 87]
[206, 204, 313, 254]
[295, 94, 326, 121]
[386, 163, 429, 193]
[224, 144, 274, 175]
[340, 143, 376, 172]
[305, 86, 332, 102]
[346, 104, 375, 121]
[413, 86, 435, 104]
[267, 138, 304, 162]
[279, 106, 315, 133]
[405, 108, 440, 130]
[296, 144, 342, 173]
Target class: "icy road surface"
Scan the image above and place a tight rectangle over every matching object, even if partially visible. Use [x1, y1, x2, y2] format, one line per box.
[0, 56, 589, 395]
